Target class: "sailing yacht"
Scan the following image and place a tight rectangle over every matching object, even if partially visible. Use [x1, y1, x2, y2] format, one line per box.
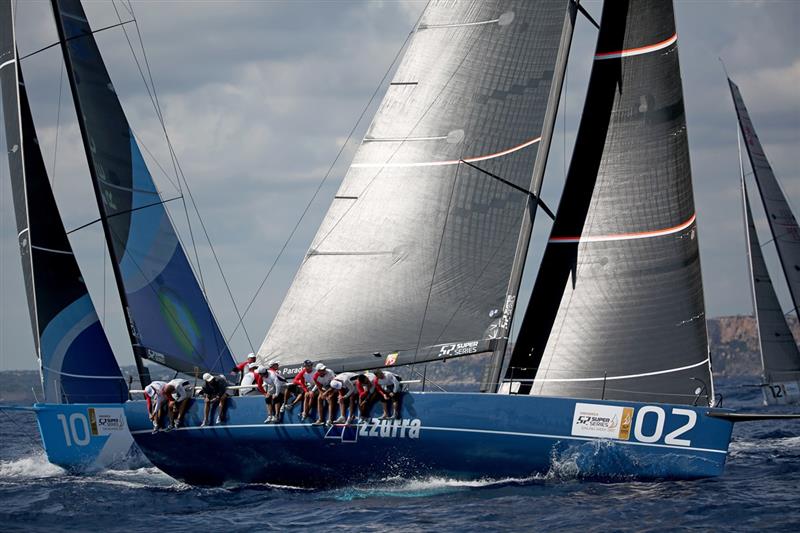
[0, 0, 134, 470]
[4, 0, 798, 484]
[728, 80, 800, 405]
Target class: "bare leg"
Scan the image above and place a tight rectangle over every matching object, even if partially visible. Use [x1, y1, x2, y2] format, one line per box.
[218, 395, 227, 423]
[203, 398, 211, 424]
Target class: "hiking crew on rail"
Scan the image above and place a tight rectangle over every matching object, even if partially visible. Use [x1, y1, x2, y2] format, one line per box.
[142, 359, 402, 430]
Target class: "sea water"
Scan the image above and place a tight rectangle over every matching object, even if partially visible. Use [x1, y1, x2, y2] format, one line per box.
[1, 377, 798, 532]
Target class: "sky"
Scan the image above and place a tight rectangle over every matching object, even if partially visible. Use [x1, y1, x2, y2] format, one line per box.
[0, 0, 798, 372]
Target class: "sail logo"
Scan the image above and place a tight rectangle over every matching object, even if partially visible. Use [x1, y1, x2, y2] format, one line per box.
[358, 418, 421, 439]
[438, 341, 479, 358]
[571, 403, 633, 441]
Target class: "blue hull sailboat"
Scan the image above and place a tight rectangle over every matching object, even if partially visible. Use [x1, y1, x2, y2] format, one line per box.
[5, 0, 797, 483]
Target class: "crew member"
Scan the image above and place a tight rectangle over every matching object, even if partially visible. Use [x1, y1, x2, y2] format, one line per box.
[355, 371, 378, 422]
[144, 380, 168, 432]
[231, 352, 257, 386]
[330, 371, 358, 424]
[283, 359, 315, 420]
[164, 378, 193, 429]
[240, 361, 262, 395]
[374, 369, 402, 419]
[312, 363, 336, 426]
[200, 373, 229, 427]
[264, 362, 288, 423]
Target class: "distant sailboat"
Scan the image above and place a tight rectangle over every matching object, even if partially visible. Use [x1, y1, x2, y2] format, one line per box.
[0, 0, 237, 471]
[728, 79, 800, 405]
[0, 0, 134, 470]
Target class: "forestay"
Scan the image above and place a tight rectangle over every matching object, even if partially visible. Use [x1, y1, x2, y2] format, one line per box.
[259, 0, 572, 374]
[51, 0, 235, 376]
[728, 78, 800, 317]
[0, 0, 125, 403]
[507, 0, 713, 405]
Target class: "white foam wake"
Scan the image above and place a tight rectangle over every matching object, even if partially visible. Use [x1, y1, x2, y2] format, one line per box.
[0, 452, 65, 480]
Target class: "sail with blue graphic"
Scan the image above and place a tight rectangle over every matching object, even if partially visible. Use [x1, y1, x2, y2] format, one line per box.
[0, 0, 126, 403]
[51, 0, 235, 377]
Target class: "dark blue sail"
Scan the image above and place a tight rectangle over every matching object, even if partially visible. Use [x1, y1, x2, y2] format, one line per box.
[1, 0, 125, 403]
[51, 0, 234, 376]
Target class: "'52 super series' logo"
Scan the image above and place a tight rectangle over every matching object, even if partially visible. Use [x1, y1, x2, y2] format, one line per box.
[438, 341, 479, 358]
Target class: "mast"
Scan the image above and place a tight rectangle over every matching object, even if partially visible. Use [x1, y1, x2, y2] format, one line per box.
[49, 0, 149, 387]
[480, 1, 578, 393]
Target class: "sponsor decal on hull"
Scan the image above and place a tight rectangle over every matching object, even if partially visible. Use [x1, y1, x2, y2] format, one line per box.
[88, 407, 127, 435]
[571, 403, 633, 440]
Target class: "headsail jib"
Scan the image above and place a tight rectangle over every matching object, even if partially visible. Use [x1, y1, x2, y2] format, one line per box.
[51, 0, 236, 379]
[507, 0, 713, 406]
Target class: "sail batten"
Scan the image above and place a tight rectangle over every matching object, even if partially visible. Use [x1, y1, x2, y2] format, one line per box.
[506, 0, 713, 406]
[51, 0, 235, 378]
[1, 0, 125, 403]
[260, 1, 573, 373]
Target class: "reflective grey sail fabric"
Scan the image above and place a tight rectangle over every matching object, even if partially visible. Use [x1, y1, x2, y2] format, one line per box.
[508, 0, 713, 405]
[743, 183, 800, 382]
[729, 79, 800, 317]
[260, 1, 570, 373]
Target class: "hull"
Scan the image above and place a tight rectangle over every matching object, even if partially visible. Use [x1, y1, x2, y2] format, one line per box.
[32, 403, 138, 472]
[762, 380, 800, 405]
[124, 393, 734, 486]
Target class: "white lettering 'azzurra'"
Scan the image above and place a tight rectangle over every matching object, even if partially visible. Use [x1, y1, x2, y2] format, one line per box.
[358, 418, 421, 439]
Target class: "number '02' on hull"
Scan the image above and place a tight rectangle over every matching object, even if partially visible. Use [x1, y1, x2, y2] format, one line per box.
[123, 393, 734, 487]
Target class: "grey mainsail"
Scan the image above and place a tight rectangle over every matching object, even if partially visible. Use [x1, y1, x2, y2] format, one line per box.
[507, 0, 713, 405]
[259, 1, 574, 373]
[728, 78, 800, 318]
[741, 177, 800, 385]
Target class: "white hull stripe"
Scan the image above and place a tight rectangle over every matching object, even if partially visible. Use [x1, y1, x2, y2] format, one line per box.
[130, 422, 726, 454]
[31, 245, 74, 255]
[595, 33, 678, 61]
[351, 136, 541, 169]
[18, 227, 29, 237]
[0, 58, 16, 70]
[532, 358, 710, 383]
[549, 213, 696, 244]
